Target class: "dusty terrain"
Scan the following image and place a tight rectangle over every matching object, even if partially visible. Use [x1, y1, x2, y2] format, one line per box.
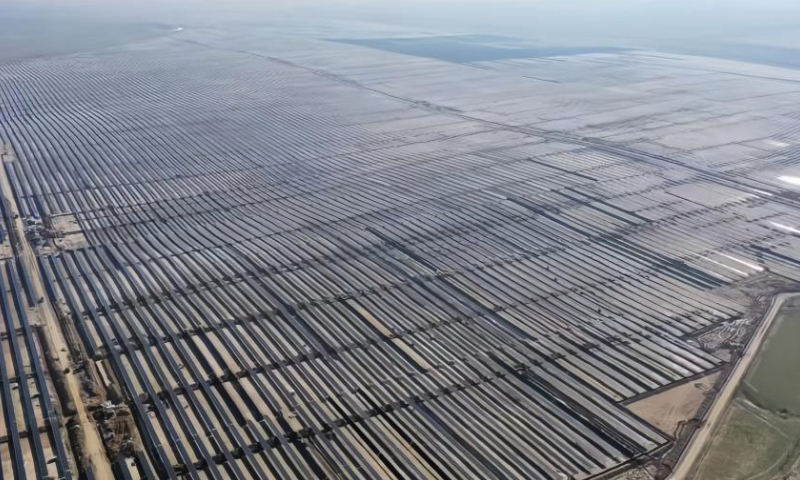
[0, 147, 113, 479]
[671, 295, 800, 480]
[628, 373, 720, 437]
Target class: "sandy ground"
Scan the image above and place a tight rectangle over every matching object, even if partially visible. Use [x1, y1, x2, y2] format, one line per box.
[669, 293, 799, 480]
[0, 153, 113, 479]
[628, 372, 720, 437]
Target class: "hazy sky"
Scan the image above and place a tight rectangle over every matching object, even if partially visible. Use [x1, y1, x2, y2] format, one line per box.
[3, 0, 800, 64]
[6, 0, 800, 39]
[8, 0, 800, 36]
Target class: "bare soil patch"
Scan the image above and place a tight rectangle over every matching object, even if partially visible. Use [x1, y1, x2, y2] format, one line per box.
[628, 373, 720, 437]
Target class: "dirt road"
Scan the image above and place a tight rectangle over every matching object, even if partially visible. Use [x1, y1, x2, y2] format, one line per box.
[0, 154, 114, 479]
[669, 293, 797, 480]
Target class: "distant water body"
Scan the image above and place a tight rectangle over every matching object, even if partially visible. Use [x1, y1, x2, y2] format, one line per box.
[331, 35, 627, 63]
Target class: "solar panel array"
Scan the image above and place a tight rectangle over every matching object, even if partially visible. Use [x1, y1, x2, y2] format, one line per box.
[0, 31, 799, 480]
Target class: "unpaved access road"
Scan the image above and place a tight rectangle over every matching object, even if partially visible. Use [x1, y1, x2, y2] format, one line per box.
[0, 155, 114, 480]
[669, 293, 798, 480]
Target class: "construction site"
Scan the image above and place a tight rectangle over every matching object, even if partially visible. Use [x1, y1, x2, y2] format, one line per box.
[0, 23, 799, 480]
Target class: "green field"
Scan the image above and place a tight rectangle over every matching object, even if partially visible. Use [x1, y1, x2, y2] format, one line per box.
[743, 308, 800, 416]
[693, 302, 800, 480]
